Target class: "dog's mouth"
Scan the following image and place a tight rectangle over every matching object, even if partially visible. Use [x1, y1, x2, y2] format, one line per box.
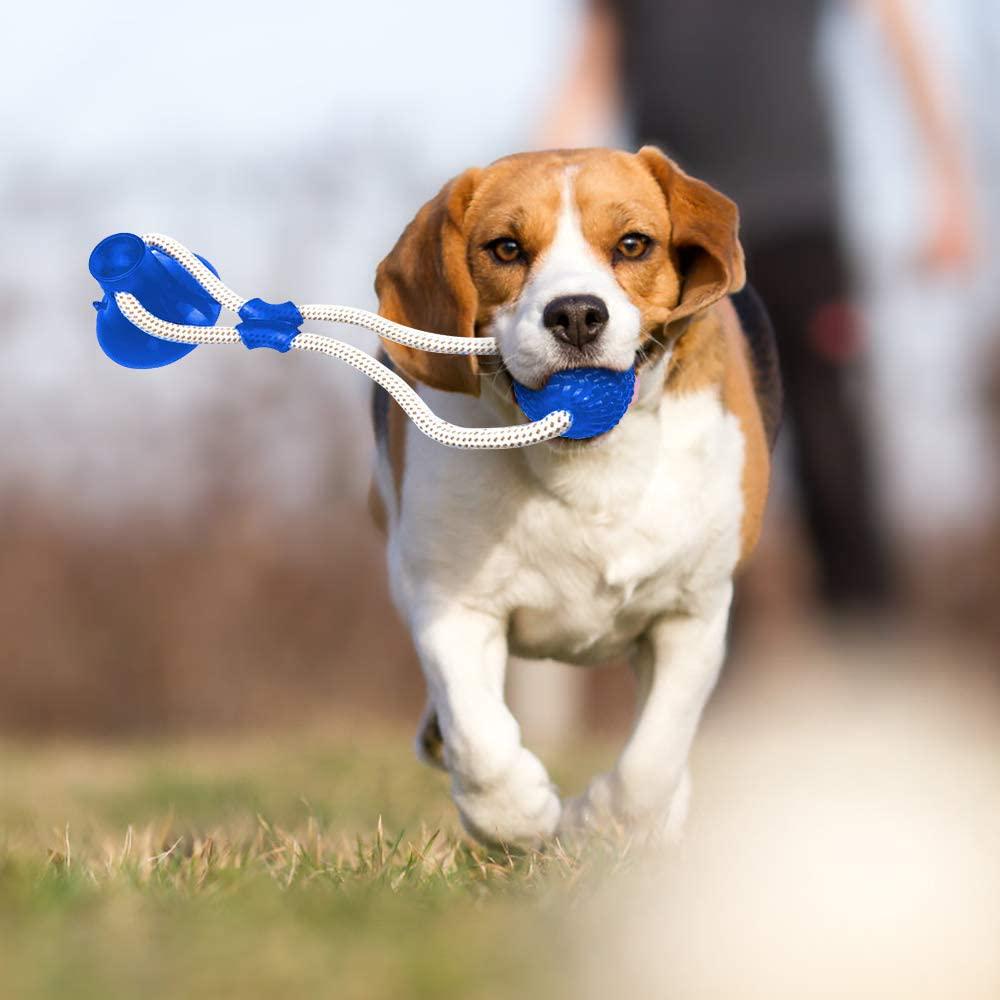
[486, 347, 649, 394]
[479, 328, 665, 447]
[500, 365, 638, 447]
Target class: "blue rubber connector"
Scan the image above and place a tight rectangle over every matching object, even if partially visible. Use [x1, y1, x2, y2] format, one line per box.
[89, 233, 222, 369]
[236, 298, 303, 352]
[513, 367, 636, 440]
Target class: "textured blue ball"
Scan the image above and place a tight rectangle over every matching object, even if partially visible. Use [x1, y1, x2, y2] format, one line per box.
[513, 367, 636, 440]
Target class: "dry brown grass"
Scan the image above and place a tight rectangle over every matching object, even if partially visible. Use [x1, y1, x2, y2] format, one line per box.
[0, 494, 425, 735]
[0, 725, 624, 1000]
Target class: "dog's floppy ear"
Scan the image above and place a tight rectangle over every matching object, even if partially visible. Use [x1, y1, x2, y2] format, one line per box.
[637, 146, 746, 322]
[375, 168, 482, 395]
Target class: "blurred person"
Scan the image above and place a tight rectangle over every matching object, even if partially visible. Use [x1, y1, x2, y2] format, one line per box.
[540, 0, 897, 617]
[820, 0, 995, 554]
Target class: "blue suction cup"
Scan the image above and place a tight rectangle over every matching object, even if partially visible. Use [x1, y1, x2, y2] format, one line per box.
[89, 233, 222, 369]
[513, 367, 636, 440]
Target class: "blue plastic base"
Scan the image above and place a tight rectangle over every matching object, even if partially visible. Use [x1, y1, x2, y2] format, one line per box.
[89, 233, 221, 369]
[513, 367, 636, 440]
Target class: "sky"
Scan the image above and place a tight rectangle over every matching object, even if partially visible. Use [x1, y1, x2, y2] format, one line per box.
[3, 0, 577, 173]
[0, 0, 581, 518]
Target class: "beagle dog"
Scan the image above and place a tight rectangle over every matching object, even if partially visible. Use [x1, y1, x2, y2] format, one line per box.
[370, 147, 780, 847]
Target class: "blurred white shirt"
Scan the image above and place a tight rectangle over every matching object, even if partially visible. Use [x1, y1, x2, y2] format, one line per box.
[819, 0, 1000, 539]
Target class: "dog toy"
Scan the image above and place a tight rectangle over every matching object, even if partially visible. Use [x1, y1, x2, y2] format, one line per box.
[88, 232, 636, 449]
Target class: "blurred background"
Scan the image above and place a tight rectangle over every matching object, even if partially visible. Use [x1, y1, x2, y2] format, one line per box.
[2, 1, 999, 994]
[2, 0, 996, 737]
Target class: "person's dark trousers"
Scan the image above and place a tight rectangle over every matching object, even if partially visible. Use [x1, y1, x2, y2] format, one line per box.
[746, 226, 896, 614]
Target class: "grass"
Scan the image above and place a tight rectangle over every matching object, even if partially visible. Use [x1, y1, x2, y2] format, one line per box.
[0, 722, 618, 1000]
[5, 643, 999, 1000]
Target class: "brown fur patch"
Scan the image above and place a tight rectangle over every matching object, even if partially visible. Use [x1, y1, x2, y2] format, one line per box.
[418, 709, 446, 769]
[367, 398, 409, 534]
[636, 146, 746, 320]
[665, 312, 727, 395]
[718, 300, 771, 564]
[663, 301, 770, 564]
[369, 355, 413, 534]
[374, 169, 483, 394]
[367, 481, 387, 533]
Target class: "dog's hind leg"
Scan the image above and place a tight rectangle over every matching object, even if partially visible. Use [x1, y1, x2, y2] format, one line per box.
[414, 703, 446, 770]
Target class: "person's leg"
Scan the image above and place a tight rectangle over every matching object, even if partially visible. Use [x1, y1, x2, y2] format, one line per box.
[747, 228, 895, 614]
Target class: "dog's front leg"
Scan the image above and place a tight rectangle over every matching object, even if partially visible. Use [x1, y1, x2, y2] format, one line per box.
[562, 583, 733, 845]
[412, 606, 561, 847]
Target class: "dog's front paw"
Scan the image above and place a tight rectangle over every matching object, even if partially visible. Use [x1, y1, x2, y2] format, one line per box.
[452, 747, 561, 848]
[558, 772, 621, 843]
[559, 770, 691, 848]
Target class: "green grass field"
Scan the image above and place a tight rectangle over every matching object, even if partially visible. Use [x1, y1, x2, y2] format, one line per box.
[0, 723, 616, 1000]
[4, 635, 998, 1000]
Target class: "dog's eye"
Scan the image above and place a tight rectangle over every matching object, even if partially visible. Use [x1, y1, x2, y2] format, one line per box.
[615, 233, 651, 261]
[487, 237, 523, 264]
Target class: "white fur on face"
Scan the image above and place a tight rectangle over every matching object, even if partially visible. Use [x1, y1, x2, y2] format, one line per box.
[487, 169, 642, 388]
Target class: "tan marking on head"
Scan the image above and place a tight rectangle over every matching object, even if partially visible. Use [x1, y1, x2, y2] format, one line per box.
[574, 151, 681, 343]
[374, 146, 746, 391]
[465, 154, 565, 321]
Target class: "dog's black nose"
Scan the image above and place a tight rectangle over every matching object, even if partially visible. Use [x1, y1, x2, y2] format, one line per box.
[543, 295, 609, 349]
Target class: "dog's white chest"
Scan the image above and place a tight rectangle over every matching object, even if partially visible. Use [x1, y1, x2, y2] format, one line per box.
[393, 386, 746, 664]
[506, 517, 683, 662]
[502, 397, 742, 662]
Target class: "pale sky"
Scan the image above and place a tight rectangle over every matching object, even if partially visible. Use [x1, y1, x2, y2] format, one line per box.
[0, 0, 583, 516]
[3, 0, 578, 173]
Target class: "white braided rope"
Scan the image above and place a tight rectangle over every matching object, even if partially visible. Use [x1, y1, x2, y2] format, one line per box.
[117, 294, 241, 345]
[143, 233, 499, 355]
[117, 237, 573, 449]
[143, 233, 246, 313]
[298, 305, 499, 356]
[292, 334, 571, 449]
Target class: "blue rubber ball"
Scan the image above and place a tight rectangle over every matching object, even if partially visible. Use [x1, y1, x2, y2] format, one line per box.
[513, 367, 636, 440]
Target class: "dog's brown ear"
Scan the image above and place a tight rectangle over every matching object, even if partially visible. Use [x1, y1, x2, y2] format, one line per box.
[374, 168, 482, 395]
[637, 146, 746, 322]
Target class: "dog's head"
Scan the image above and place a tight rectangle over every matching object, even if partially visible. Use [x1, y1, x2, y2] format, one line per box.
[375, 146, 744, 395]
